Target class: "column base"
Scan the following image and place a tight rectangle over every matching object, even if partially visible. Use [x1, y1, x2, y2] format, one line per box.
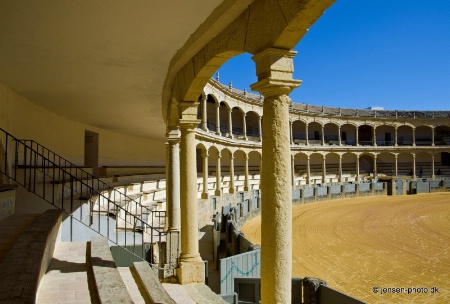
[215, 190, 221, 197]
[177, 261, 205, 284]
[229, 187, 235, 194]
[244, 186, 249, 191]
[201, 192, 209, 199]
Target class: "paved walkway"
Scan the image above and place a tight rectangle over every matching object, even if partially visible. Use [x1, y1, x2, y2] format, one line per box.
[36, 242, 91, 304]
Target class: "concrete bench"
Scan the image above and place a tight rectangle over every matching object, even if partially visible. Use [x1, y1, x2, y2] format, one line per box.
[0, 209, 63, 303]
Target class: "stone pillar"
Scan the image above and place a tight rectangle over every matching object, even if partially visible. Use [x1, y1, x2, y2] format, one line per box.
[229, 155, 235, 194]
[338, 126, 342, 146]
[201, 94, 208, 131]
[250, 48, 301, 304]
[215, 102, 221, 135]
[412, 154, 416, 179]
[228, 109, 233, 138]
[305, 124, 309, 146]
[394, 126, 398, 146]
[166, 128, 181, 232]
[306, 156, 311, 185]
[303, 277, 327, 304]
[431, 126, 435, 146]
[215, 153, 222, 196]
[244, 154, 249, 191]
[201, 150, 209, 199]
[355, 126, 359, 146]
[412, 128, 416, 146]
[321, 125, 325, 145]
[243, 113, 248, 140]
[338, 155, 343, 183]
[356, 155, 360, 182]
[373, 126, 377, 146]
[177, 101, 204, 284]
[373, 154, 377, 179]
[431, 154, 435, 179]
[258, 116, 262, 142]
[322, 155, 327, 184]
[395, 154, 398, 177]
[291, 155, 295, 187]
[290, 120, 294, 145]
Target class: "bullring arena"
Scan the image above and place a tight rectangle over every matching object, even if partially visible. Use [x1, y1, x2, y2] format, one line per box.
[242, 193, 450, 304]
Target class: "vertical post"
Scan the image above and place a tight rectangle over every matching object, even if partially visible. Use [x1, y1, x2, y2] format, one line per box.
[412, 127, 416, 146]
[307, 155, 311, 185]
[166, 128, 181, 232]
[229, 154, 235, 194]
[305, 124, 309, 146]
[356, 126, 359, 146]
[228, 109, 233, 138]
[244, 154, 249, 191]
[290, 120, 294, 145]
[373, 126, 377, 146]
[215, 102, 221, 135]
[338, 126, 342, 146]
[177, 101, 204, 284]
[338, 155, 343, 183]
[321, 125, 325, 145]
[412, 154, 416, 179]
[250, 48, 301, 304]
[322, 155, 327, 184]
[394, 126, 398, 146]
[356, 155, 360, 182]
[258, 116, 263, 142]
[373, 154, 377, 179]
[291, 154, 295, 187]
[431, 154, 435, 179]
[215, 153, 222, 197]
[395, 154, 398, 177]
[201, 94, 208, 131]
[243, 113, 248, 140]
[431, 126, 435, 146]
[201, 150, 209, 199]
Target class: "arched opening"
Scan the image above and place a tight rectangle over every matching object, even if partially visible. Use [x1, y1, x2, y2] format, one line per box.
[358, 125, 373, 146]
[397, 125, 413, 146]
[377, 152, 396, 176]
[246, 111, 260, 141]
[219, 102, 229, 135]
[294, 153, 308, 185]
[233, 150, 246, 192]
[325, 152, 340, 183]
[309, 122, 322, 145]
[360, 153, 375, 177]
[376, 125, 395, 146]
[342, 152, 357, 182]
[309, 153, 324, 185]
[292, 120, 307, 145]
[324, 123, 339, 145]
[206, 94, 219, 133]
[231, 107, 244, 139]
[397, 152, 414, 177]
[415, 126, 433, 146]
[341, 124, 357, 146]
[435, 125, 450, 146]
[248, 150, 261, 190]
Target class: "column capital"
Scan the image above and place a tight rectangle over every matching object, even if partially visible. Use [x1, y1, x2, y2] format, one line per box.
[202, 149, 209, 157]
[250, 48, 301, 97]
[166, 126, 181, 142]
[178, 100, 199, 120]
[244, 154, 249, 160]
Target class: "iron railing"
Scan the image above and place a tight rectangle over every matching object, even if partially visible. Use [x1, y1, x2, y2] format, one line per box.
[0, 128, 177, 278]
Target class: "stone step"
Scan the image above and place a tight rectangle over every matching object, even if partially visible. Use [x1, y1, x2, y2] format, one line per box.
[117, 267, 146, 304]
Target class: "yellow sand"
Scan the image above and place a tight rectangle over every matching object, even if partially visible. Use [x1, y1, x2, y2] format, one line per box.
[241, 193, 450, 304]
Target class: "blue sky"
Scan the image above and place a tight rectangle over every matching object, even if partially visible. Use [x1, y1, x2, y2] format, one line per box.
[216, 0, 450, 110]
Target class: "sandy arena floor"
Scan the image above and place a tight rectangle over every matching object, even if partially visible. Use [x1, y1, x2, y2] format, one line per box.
[241, 193, 450, 304]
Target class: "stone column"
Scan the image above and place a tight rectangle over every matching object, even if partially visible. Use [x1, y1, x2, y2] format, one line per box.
[338, 126, 342, 146]
[356, 126, 359, 146]
[322, 155, 327, 184]
[356, 155, 360, 182]
[291, 155, 295, 187]
[321, 125, 325, 145]
[250, 48, 301, 304]
[177, 101, 204, 284]
[373, 126, 377, 146]
[228, 109, 233, 138]
[373, 154, 377, 179]
[431, 154, 435, 179]
[412, 128, 416, 146]
[201, 150, 209, 199]
[229, 155, 235, 194]
[258, 116, 262, 142]
[412, 154, 416, 179]
[305, 124, 309, 146]
[395, 154, 398, 177]
[338, 155, 343, 183]
[215, 152, 222, 197]
[166, 128, 181, 232]
[290, 121, 294, 145]
[201, 94, 208, 131]
[394, 126, 398, 146]
[431, 127, 435, 146]
[306, 155, 311, 185]
[243, 113, 248, 140]
[215, 102, 221, 135]
[244, 154, 249, 191]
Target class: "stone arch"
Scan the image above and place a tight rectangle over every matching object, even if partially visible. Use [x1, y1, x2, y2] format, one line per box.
[398, 125, 413, 145]
[375, 124, 395, 146]
[292, 120, 307, 144]
[377, 152, 396, 176]
[415, 125, 433, 146]
[397, 152, 414, 177]
[341, 123, 357, 146]
[358, 124, 374, 146]
[342, 152, 357, 181]
[308, 121, 323, 145]
[246, 111, 260, 139]
[435, 125, 450, 145]
[324, 122, 339, 145]
[206, 94, 219, 132]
